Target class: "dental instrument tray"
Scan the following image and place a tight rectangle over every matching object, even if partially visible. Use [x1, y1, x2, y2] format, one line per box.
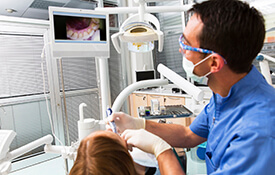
[138, 105, 193, 119]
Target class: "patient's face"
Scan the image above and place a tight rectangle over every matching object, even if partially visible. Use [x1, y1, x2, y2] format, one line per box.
[85, 130, 127, 148]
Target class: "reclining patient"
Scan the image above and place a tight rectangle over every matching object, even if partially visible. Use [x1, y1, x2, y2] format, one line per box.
[69, 130, 140, 175]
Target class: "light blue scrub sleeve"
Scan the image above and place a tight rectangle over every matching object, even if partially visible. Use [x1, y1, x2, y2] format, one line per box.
[189, 104, 210, 138]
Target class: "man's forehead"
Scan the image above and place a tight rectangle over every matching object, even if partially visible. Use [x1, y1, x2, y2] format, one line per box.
[183, 14, 203, 46]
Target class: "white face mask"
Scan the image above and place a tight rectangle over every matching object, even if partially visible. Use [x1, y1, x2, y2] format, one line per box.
[182, 54, 212, 84]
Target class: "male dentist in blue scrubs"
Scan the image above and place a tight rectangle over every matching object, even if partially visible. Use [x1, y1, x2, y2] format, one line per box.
[110, 0, 275, 174]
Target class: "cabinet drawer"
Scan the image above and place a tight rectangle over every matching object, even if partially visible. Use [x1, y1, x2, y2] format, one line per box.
[164, 95, 185, 105]
[130, 93, 148, 117]
[147, 94, 164, 106]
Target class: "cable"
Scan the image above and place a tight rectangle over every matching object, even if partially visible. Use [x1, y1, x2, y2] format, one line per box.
[58, 58, 71, 145]
[41, 45, 63, 146]
[41, 44, 69, 175]
[0, 105, 7, 129]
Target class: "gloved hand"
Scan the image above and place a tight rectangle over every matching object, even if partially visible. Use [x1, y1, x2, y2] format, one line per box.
[121, 129, 172, 158]
[107, 112, 145, 134]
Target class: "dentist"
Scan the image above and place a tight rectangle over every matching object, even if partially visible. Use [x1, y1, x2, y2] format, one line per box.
[111, 0, 275, 174]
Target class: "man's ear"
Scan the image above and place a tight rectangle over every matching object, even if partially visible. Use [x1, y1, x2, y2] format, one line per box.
[210, 53, 225, 73]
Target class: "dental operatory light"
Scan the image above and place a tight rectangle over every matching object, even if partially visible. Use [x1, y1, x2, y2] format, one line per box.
[121, 22, 157, 53]
[111, 13, 163, 54]
[111, 0, 163, 53]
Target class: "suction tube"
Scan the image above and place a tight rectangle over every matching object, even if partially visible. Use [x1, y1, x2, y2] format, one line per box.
[112, 79, 168, 112]
[157, 64, 204, 101]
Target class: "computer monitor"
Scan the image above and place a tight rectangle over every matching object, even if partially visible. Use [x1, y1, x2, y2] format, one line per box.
[136, 70, 155, 82]
[49, 7, 110, 57]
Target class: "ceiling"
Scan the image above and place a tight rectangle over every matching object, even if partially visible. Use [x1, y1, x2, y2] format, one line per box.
[0, 0, 99, 20]
[0, 0, 275, 21]
[246, 0, 275, 15]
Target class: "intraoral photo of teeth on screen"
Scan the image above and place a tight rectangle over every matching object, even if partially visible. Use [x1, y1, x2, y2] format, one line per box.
[66, 17, 100, 40]
[53, 15, 106, 42]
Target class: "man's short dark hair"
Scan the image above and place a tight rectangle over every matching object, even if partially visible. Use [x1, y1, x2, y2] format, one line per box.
[190, 0, 265, 73]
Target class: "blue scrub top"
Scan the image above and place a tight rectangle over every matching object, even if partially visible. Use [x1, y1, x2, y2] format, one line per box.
[190, 65, 275, 174]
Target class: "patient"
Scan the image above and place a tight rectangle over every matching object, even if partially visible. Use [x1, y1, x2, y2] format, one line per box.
[69, 130, 139, 175]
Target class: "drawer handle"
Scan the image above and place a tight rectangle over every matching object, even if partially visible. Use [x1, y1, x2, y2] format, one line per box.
[149, 95, 161, 98]
[136, 94, 146, 97]
[167, 97, 181, 100]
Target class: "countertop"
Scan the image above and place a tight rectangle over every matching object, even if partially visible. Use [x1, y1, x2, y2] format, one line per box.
[133, 84, 213, 100]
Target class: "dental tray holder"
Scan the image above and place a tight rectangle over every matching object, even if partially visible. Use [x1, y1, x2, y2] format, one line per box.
[138, 105, 193, 119]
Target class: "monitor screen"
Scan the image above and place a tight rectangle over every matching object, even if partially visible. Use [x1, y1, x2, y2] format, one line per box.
[136, 70, 155, 82]
[49, 7, 110, 58]
[53, 12, 107, 43]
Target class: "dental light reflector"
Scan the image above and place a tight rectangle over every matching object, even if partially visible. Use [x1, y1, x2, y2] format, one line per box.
[111, 14, 164, 53]
[123, 22, 157, 52]
[127, 41, 154, 52]
[123, 23, 156, 52]
[122, 22, 158, 41]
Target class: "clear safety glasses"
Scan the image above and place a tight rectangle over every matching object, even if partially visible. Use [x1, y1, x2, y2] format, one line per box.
[179, 34, 215, 54]
[179, 34, 227, 64]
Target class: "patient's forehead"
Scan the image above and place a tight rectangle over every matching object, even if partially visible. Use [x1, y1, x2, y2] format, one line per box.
[86, 130, 126, 147]
[88, 130, 116, 138]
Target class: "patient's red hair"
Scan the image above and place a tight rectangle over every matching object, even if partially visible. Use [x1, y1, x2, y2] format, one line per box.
[69, 132, 138, 175]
